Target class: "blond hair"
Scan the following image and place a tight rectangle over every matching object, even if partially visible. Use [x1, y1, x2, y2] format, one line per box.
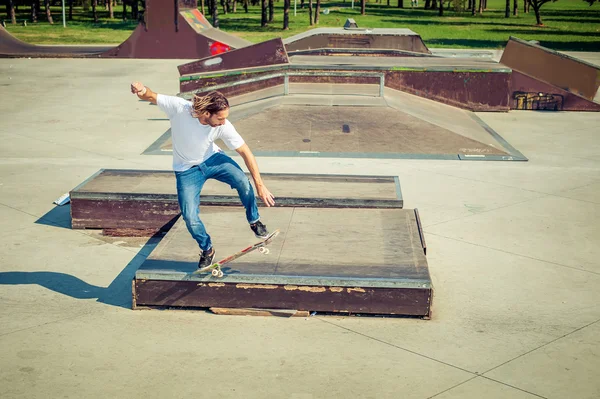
[191, 91, 229, 118]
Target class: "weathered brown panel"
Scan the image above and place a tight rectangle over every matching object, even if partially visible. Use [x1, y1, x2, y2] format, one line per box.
[500, 37, 600, 100]
[178, 38, 290, 76]
[70, 199, 180, 230]
[510, 71, 600, 112]
[386, 71, 510, 112]
[134, 280, 432, 316]
[289, 75, 380, 85]
[180, 71, 281, 94]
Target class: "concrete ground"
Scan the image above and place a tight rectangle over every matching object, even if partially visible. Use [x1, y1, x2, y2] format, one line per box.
[0, 57, 599, 399]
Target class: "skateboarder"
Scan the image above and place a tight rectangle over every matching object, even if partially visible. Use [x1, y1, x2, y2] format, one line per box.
[130, 82, 275, 269]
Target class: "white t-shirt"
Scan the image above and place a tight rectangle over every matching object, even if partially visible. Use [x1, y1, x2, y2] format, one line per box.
[157, 94, 245, 172]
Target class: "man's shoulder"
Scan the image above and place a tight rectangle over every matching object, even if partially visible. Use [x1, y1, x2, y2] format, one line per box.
[158, 94, 192, 112]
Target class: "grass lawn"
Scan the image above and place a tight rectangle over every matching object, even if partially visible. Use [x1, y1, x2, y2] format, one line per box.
[2, 0, 599, 51]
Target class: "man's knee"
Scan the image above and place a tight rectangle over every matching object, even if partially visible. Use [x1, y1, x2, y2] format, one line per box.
[181, 205, 200, 224]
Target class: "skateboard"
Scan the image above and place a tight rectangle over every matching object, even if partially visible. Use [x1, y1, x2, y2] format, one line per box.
[193, 229, 280, 278]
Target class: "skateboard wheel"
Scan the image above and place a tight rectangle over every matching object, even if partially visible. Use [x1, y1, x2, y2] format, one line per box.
[259, 247, 269, 254]
[211, 269, 219, 277]
[217, 270, 224, 278]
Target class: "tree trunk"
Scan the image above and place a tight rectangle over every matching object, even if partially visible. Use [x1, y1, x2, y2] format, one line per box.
[232, 0, 237, 12]
[221, 0, 227, 14]
[44, 0, 53, 23]
[244, 0, 249, 12]
[301, 0, 304, 8]
[92, 0, 98, 22]
[200, 0, 205, 14]
[513, 0, 517, 15]
[532, 3, 542, 24]
[314, 0, 320, 24]
[283, 0, 289, 29]
[269, 0, 274, 22]
[108, 0, 113, 18]
[8, 0, 17, 24]
[471, 0, 475, 14]
[68, 0, 73, 19]
[432, 0, 437, 10]
[361, 0, 365, 14]
[132, 0, 139, 19]
[505, 0, 509, 17]
[308, 0, 313, 25]
[398, 0, 403, 7]
[212, 0, 219, 27]
[424, 0, 430, 8]
[478, 0, 482, 13]
[261, 0, 267, 26]
[438, 0, 443, 15]
[122, 0, 127, 21]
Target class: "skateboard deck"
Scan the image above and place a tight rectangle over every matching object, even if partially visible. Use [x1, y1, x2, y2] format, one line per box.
[193, 229, 280, 278]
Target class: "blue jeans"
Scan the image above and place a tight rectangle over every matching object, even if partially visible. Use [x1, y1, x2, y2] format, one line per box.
[174, 152, 260, 251]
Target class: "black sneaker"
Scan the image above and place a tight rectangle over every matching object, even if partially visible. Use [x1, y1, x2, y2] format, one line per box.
[198, 247, 215, 269]
[250, 220, 269, 239]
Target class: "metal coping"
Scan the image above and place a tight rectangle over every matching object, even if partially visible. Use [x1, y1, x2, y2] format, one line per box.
[179, 62, 511, 82]
[134, 270, 432, 289]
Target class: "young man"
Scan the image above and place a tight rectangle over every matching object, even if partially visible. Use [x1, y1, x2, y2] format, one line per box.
[130, 82, 275, 268]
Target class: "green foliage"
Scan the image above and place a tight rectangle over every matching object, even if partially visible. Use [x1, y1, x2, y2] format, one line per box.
[1, 0, 599, 51]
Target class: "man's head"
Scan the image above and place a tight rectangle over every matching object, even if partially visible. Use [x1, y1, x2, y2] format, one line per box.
[192, 91, 230, 127]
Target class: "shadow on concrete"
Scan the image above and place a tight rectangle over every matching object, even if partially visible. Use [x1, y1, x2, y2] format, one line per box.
[35, 204, 72, 230]
[0, 237, 155, 309]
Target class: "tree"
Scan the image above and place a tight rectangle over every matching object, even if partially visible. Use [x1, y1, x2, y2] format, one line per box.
[361, 0, 366, 14]
[269, 0, 274, 22]
[7, 0, 17, 24]
[44, 0, 53, 23]
[439, 0, 444, 14]
[314, 0, 321, 24]
[527, 0, 557, 25]
[261, 0, 267, 26]
[283, 0, 290, 29]
[108, 0, 114, 18]
[398, 0, 403, 8]
[505, 0, 510, 16]
[212, 0, 219, 27]
[308, 0, 313, 25]
[513, 0, 518, 15]
[583, 0, 597, 4]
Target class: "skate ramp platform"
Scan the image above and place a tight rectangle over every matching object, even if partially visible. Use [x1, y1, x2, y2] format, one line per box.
[500, 37, 600, 111]
[146, 88, 526, 161]
[0, 25, 111, 58]
[70, 170, 403, 230]
[179, 54, 510, 112]
[0, 1, 249, 59]
[283, 28, 431, 55]
[130, 176, 431, 317]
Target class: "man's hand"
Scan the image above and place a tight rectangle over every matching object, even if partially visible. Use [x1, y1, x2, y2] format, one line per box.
[130, 81, 157, 105]
[256, 184, 275, 207]
[131, 81, 146, 97]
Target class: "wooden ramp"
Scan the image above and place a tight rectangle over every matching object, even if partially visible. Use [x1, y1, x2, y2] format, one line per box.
[126, 172, 431, 317]
[133, 207, 431, 317]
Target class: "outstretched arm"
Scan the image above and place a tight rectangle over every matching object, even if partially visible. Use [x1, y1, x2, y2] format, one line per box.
[130, 81, 158, 105]
[235, 144, 275, 207]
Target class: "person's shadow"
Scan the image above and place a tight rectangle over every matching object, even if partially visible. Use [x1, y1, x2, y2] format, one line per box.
[0, 252, 145, 308]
